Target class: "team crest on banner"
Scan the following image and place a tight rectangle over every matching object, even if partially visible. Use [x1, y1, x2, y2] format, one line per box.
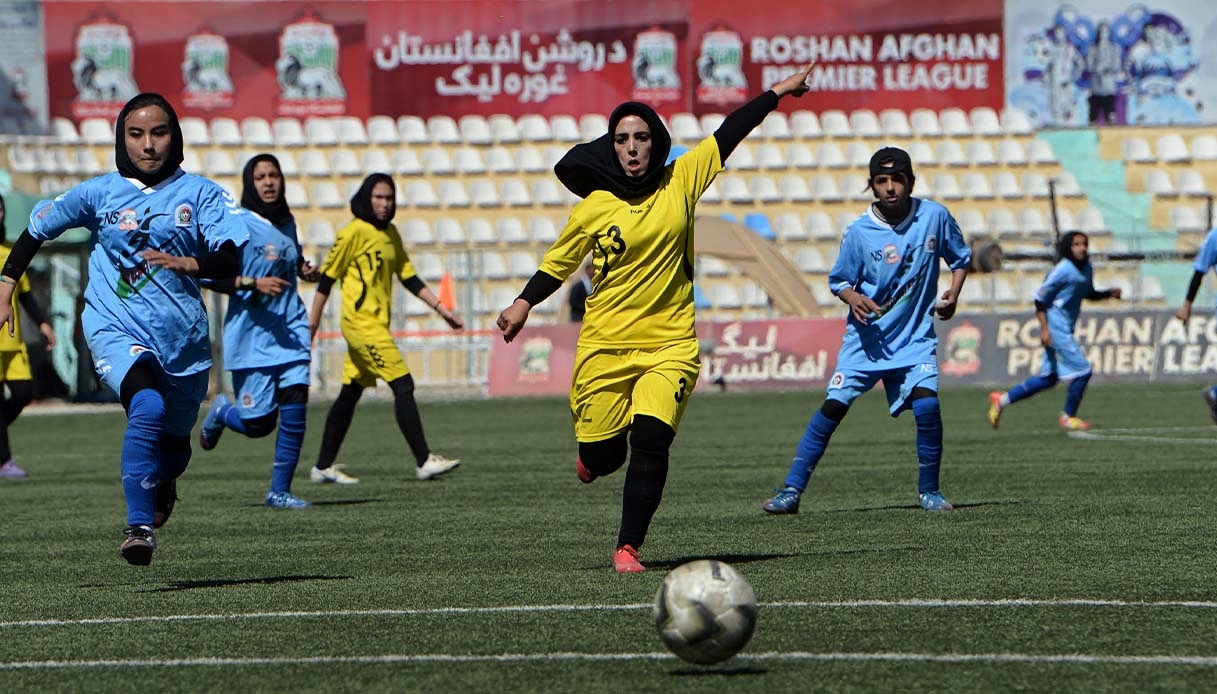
[631, 27, 681, 104]
[695, 26, 747, 106]
[941, 321, 981, 376]
[276, 13, 347, 116]
[181, 30, 235, 110]
[516, 336, 553, 382]
[69, 18, 139, 119]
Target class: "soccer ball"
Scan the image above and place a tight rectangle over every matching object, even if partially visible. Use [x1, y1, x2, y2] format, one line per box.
[653, 559, 758, 665]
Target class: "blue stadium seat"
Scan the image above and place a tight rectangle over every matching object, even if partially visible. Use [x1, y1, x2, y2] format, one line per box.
[744, 213, 776, 240]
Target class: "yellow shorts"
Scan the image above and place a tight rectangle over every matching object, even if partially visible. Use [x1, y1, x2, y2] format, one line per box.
[0, 349, 31, 382]
[341, 332, 409, 387]
[570, 338, 700, 442]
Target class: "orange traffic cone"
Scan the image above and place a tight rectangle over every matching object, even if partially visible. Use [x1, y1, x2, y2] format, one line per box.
[438, 271, 456, 310]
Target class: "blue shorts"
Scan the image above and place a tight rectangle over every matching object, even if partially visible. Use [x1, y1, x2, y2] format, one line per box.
[231, 361, 310, 419]
[825, 361, 939, 417]
[88, 331, 208, 437]
[1039, 329, 1091, 381]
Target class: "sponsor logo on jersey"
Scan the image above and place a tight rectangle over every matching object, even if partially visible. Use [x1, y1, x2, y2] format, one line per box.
[175, 204, 193, 226]
[883, 244, 900, 264]
[117, 208, 138, 231]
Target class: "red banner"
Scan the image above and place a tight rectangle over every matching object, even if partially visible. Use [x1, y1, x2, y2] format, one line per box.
[365, 0, 689, 118]
[43, 2, 370, 121]
[487, 318, 846, 398]
[688, 0, 1004, 114]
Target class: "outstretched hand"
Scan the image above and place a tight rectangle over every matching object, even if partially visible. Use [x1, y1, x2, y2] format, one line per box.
[141, 249, 199, 274]
[773, 63, 814, 98]
[496, 299, 531, 343]
[935, 289, 959, 320]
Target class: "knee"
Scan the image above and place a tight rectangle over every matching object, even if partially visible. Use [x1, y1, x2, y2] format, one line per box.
[277, 384, 309, 406]
[388, 374, 415, 399]
[578, 431, 628, 472]
[242, 412, 279, 438]
[629, 415, 675, 453]
[820, 399, 850, 422]
[5, 380, 33, 409]
[126, 388, 166, 427]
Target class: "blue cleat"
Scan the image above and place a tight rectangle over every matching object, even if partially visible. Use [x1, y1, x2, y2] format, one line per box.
[199, 394, 230, 451]
[919, 491, 955, 512]
[265, 491, 311, 509]
[1203, 387, 1217, 425]
[762, 486, 802, 514]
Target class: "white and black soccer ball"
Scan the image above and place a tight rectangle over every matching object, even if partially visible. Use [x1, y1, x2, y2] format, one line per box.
[653, 559, 758, 665]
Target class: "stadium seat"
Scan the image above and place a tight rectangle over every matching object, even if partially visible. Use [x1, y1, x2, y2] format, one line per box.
[334, 116, 368, 146]
[465, 216, 498, 245]
[1052, 170, 1083, 197]
[699, 256, 730, 277]
[786, 143, 816, 169]
[434, 217, 467, 245]
[1122, 136, 1154, 163]
[956, 208, 987, 235]
[275, 151, 299, 177]
[1177, 169, 1207, 197]
[849, 109, 882, 138]
[1018, 206, 1050, 234]
[80, 117, 112, 145]
[180, 117, 211, 146]
[427, 115, 461, 144]
[500, 179, 532, 207]
[1142, 275, 1165, 302]
[401, 218, 435, 245]
[272, 117, 307, 147]
[422, 147, 455, 175]
[754, 144, 786, 171]
[706, 283, 742, 309]
[1170, 205, 1206, 232]
[204, 150, 238, 176]
[728, 143, 757, 170]
[304, 219, 335, 245]
[439, 180, 471, 208]
[241, 117, 275, 148]
[1077, 206, 1107, 234]
[739, 281, 770, 308]
[404, 180, 440, 207]
[699, 179, 721, 204]
[1022, 172, 1051, 198]
[794, 247, 828, 273]
[744, 212, 777, 239]
[939, 108, 971, 137]
[515, 146, 548, 174]
[817, 142, 847, 169]
[412, 252, 444, 282]
[392, 148, 423, 176]
[579, 113, 608, 140]
[454, 147, 487, 175]
[774, 212, 808, 242]
[789, 110, 822, 138]
[75, 148, 102, 175]
[992, 277, 1020, 304]
[670, 112, 702, 141]
[879, 109, 912, 138]
[970, 107, 1003, 137]
[810, 174, 843, 202]
[750, 176, 782, 204]
[367, 115, 399, 145]
[1026, 140, 1058, 165]
[908, 140, 937, 167]
[912, 175, 933, 199]
[507, 250, 538, 276]
[961, 172, 995, 199]
[1144, 169, 1175, 196]
[720, 175, 752, 203]
[1157, 134, 1190, 164]
[398, 115, 429, 144]
[820, 110, 852, 138]
[311, 181, 344, 208]
[550, 114, 581, 142]
[909, 108, 941, 137]
[305, 117, 338, 146]
[285, 184, 308, 208]
[299, 149, 331, 178]
[528, 216, 559, 243]
[516, 113, 550, 141]
[780, 175, 813, 202]
[936, 140, 968, 167]
[845, 141, 873, 168]
[50, 116, 80, 143]
[360, 148, 392, 175]
[1191, 135, 1217, 161]
[478, 114, 517, 145]
[931, 172, 963, 200]
[480, 251, 509, 279]
[997, 139, 1028, 166]
[841, 173, 870, 202]
[5, 145, 35, 173]
[458, 115, 493, 145]
[806, 211, 838, 241]
[761, 111, 791, 140]
[988, 207, 1019, 235]
[699, 113, 725, 139]
[210, 117, 242, 147]
[967, 140, 998, 166]
[532, 179, 568, 206]
[1000, 107, 1034, 136]
[481, 147, 514, 174]
[497, 218, 531, 245]
[469, 180, 502, 208]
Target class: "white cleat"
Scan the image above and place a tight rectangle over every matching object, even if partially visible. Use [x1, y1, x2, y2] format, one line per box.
[416, 454, 461, 480]
[310, 464, 360, 485]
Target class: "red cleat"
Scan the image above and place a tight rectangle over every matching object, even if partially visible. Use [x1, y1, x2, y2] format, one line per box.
[612, 544, 645, 573]
[575, 456, 596, 484]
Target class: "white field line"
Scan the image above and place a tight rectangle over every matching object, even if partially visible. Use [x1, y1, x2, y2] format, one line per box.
[1067, 424, 1217, 445]
[4, 597, 1217, 629]
[3, 651, 1217, 671]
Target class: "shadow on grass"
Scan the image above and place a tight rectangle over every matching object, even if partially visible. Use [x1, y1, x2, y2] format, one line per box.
[143, 574, 353, 593]
[829, 499, 1026, 512]
[669, 665, 768, 677]
[642, 553, 798, 571]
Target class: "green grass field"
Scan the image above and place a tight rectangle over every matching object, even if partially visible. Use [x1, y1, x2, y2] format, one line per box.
[2, 382, 1216, 692]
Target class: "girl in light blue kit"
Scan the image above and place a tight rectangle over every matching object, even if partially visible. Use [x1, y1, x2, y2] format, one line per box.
[989, 231, 1122, 431]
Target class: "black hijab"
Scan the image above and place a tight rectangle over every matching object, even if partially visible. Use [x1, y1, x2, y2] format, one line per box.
[241, 154, 293, 227]
[114, 92, 184, 188]
[1057, 231, 1089, 270]
[554, 101, 672, 200]
[349, 173, 395, 230]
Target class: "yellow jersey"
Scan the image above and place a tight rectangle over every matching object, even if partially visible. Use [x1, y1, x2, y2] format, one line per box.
[0, 244, 31, 352]
[319, 218, 417, 339]
[538, 135, 723, 347]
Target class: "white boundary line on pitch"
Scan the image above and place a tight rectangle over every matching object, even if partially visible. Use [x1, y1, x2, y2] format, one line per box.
[3, 651, 1217, 671]
[1067, 424, 1217, 445]
[4, 598, 1216, 629]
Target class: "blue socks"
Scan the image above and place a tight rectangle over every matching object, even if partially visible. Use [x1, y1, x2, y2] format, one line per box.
[271, 403, 306, 493]
[220, 401, 247, 435]
[1006, 374, 1057, 404]
[121, 390, 165, 526]
[783, 411, 839, 491]
[1064, 373, 1091, 417]
[913, 397, 943, 495]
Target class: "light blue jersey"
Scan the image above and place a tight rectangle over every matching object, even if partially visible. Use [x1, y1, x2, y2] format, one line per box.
[28, 170, 247, 389]
[1192, 228, 1217, 314]
[221, 212, 310, 371]
[829, 198, 971, 370]
[1036, 257, 1095, 380]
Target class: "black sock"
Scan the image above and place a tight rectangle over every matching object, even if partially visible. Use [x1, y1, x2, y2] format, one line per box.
[316, 383, 362, 469]
[389, 376, 429, 465]
[617, 416, 675, 549]
[578, 431, 629, 478]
